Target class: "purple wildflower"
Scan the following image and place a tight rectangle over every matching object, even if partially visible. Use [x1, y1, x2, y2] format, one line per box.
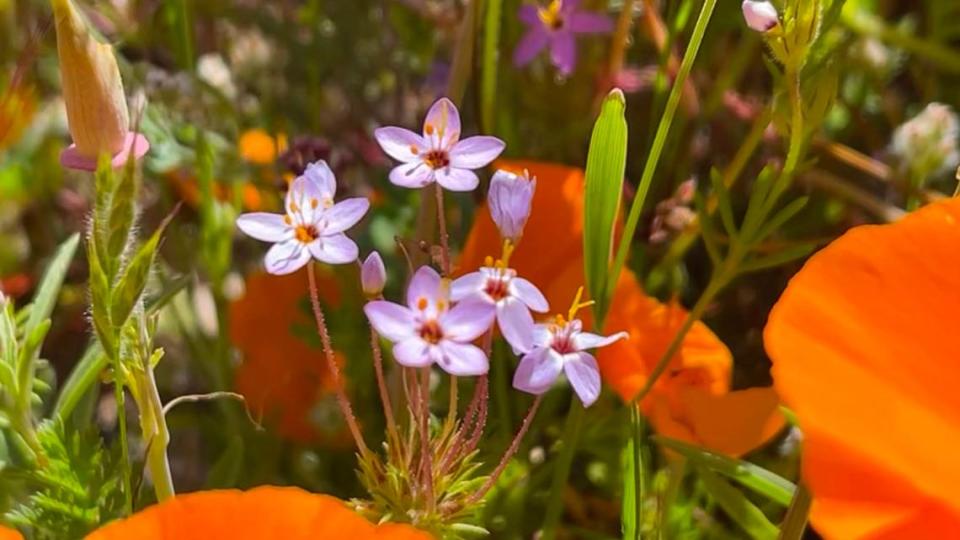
[488, 169, 536, 243]
[514, 0, 614, 76]
[374, 98, 505, 192]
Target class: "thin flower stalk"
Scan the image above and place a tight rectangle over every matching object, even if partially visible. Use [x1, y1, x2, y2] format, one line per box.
[467, 394, 543, 505]
[369, 325, 400, 457]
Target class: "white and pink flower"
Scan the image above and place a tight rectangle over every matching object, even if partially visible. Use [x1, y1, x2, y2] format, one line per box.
[365, 266, 496, 376]
[374, 98, 505, 192]
[236, 160, 369, 275]
[513, 318, 627, 407]
[488, 169, 536, 243]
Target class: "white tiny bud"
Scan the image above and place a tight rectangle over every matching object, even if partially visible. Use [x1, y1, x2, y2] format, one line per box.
[742, 1, 779, 33]
[488, 169, 536, 243]
[361, 251, 386, 298]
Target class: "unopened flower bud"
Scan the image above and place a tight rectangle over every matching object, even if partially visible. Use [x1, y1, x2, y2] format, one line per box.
[488, 169, 536, 243]
[742, 1, 779, 33]
[52, 0, 148, 171]
[361, 251, 386, 298]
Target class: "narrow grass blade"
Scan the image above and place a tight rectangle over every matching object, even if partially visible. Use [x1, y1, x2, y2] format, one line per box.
[698, 466, 780, 540]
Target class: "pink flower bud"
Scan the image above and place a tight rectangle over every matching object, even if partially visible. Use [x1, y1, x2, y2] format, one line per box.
[742, 1, 779, 33]
[488, 169, 536, 243]
[361, 251, 386, 298]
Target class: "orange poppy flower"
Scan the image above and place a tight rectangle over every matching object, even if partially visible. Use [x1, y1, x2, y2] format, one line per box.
[766, 197, 960, 539]
[231, 268, 346, 444]
[0, 85, 36, 151]
[0, 526, 22, 540]
[239, 129, 287, 165]
[166, 170, 264, 212]
[459, 160, 784, 457]
[85, 486, 432, 539]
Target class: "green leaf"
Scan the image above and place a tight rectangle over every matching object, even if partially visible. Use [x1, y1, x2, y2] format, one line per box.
[583, 89, 628, 321]
[480, 0, 502, 134]
[738, 243, 818, 275]
[695, 192, 723, 266]
[16, 319, 51, 407]
[87, 233, 115, 359]
[653, 436, 795, 506]
[110, 209, 178, 330]
[752, 197, 810, 244]
[25, 234, 79, 339]
[106, 163, 138, 273]
[0, 300, 17, 369]
[711, 168, 738, 238]
[698, 466, 780, 540]
[620, 435, 638, 539]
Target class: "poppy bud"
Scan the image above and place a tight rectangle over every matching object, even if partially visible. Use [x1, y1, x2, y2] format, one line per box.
[52, 0, 148, 170]
[361, 251, 386, 298]
[488, 169, 536, 243]
[741, 1, 779, 33]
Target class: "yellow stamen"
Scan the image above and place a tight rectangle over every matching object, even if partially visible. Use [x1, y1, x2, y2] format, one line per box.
[500, 239, 516, 266]
[425, 123, 435, 136]
[566, 286, 595, 321]
[310, 198, 319, 209]
[410, 145, 420, 155]
[484, 255, 494, 267]
[538, 0, 564, 29]
[283, 215, 292, 225]
[417, 297, 428, 311]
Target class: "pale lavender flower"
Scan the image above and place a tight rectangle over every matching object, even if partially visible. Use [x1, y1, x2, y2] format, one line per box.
[451, 264, 548, 354]
[361, 251, 387, 298]
[514, 0, 614, 76]
[374, 98, 505, 192]
[513, 318, 627, 407]
[741, 1, 779, 33]
[488, 169, 536, 243]
[365, 266, 496, 376]
[236, 160, 369, 275]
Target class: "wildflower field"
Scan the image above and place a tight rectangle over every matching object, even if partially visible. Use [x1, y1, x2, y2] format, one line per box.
[1, 0, 959, 538]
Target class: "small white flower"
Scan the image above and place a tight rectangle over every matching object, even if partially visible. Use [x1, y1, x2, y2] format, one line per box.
[741, 1, 779, 33]
[488, 169, 536, 243]
[361, 251, 387, 298]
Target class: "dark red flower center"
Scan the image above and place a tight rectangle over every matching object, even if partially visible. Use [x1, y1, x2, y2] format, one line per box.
[424, 150, 450, 170]
[419, 319, 444, 344]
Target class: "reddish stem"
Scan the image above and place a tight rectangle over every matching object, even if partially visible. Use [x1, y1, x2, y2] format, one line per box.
[467, 395, 543, 504]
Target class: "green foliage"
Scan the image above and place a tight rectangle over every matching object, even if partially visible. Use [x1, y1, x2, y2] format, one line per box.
[4, 420, 124, 539]
[697, 467, 779, 540]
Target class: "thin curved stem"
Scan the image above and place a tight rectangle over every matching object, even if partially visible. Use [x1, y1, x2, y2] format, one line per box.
[369, 326, 399, 453]
[467, 395, 543, 504]
[419, 367, 435, 512]
[434, 182, 452, 275]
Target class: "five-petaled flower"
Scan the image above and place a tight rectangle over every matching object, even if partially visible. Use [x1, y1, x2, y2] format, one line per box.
[374, 98, 505, 192]
[451, 255, 549, 354]
[488, 169, 537, 243]
[365, 266, 495, 376]
[514, 0, 614, 76]
[236, 160, 369, 275]
[513, 289, 627, 406]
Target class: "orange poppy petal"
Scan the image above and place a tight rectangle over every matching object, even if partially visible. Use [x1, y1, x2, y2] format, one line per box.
[675, 387, 785, 457]
[766, 198, 960, 538]
[239, 129, 286, 165]
[0, 526, 23, 540]
[86, 487, 432, 540]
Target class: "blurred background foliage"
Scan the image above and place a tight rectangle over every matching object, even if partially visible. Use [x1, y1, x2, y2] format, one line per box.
[1, 0, 959, 537]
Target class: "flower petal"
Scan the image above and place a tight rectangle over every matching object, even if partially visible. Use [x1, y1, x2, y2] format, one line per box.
[423, 97, 461, 149]
[513, 346, 563, 395]
[407, 266, 443, 310]
[442, 298, 496, 342]
[265, 240, 311, 276]
[393, 337, 433, 368]
[497, 298, 535, 353]
[564, 352, 601, 407]
[573, 330, 628, 351]
[389, 162, 435, 188]
[236, 213, 289, 242]
[437, 341, 489, 376]
[567, 12, 614, 34]
[513, 28, 550, 67]
[550, 32, 577, 75]
[321, 198, 370, 234]
[436, 167, 479, 192]
[449, 136, 506, 169]
[364, 301, 416, 342]
[374, 127, 426, 163]
[510, 277, 549, 312]
[450, 272, 486, 301]
[302, 160, 337, 200]
[308, 233, 358, 265]
[518, 4, 540, 25]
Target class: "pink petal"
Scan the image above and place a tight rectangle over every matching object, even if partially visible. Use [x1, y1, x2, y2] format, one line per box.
[437, 341, 489, 376]
[307, 233, 358, 264]
[442, 298, 496, 342]
[389, 162, 435, 188]
[302, 160, 337, 200]
[435, 167, 479, 192]
[510, 277, 549, 312]
[564, 352, 601, 407]
[497, 297, 536, 354]
[361, 251, 387, 297]
[513, 28, 550, 67]
[567, 12, 614, 34]
[364, 301, 416, 342]
[449, 136, 505, 169]
[264, 240, 311, 275]
[374, 127, 426, 163]
[450, 272, 486, 301]
[321, 198, 370, 234]
[572, 330, 628, 351]
[393, 337, 433, 368]
[236, 213, 290, 242]
[60, 132, 150, 172]
[513, 346, 563, 395]
[288, 171, 329, 223]
[407, 266, 443, 309]
[550, 32, 577, 75]
[532, 324, 553, 348]
[518, 4, 540, 25]
[423, 97, 461, 149]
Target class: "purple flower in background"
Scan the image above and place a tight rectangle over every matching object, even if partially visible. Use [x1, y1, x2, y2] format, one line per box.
[488, 169, 536, 243]
[365, 266, 496, 376]
[452, 264, 549, 354]
[514, 0, 614, 76]
[374, 98, 505, 192]
[236, 160, 369, 275]
[513, 317, 627, 407]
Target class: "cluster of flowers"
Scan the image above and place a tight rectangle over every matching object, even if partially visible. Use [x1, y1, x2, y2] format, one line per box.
[236, 98, 626, 407]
